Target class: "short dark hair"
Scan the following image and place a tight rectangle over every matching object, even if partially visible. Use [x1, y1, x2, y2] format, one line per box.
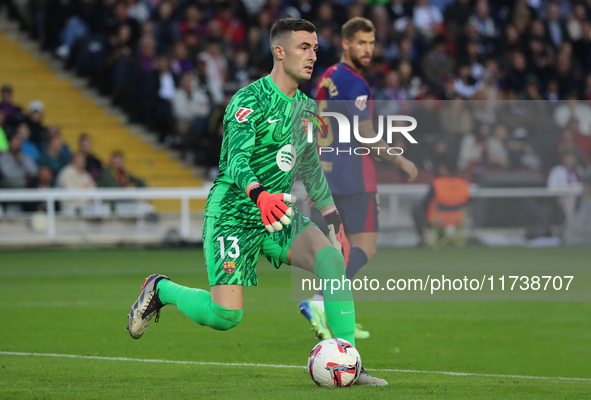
[341, 17, 375, 41]
[270, 18, 316, 47]
[78, 132, 90, 143]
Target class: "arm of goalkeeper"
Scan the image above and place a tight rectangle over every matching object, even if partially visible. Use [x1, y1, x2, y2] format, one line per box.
[321, 206, 350, 267]
[248, 183, 297, 233]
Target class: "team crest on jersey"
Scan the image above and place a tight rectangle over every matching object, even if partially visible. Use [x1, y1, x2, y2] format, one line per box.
[235, 107, 253, 123]
[355, 95, 368, 111]
[301, 118, 311, 134]
[223, 261, 236, 273]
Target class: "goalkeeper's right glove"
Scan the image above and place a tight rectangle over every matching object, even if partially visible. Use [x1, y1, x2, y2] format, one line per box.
[249, 184, 297, 233]
[322, 207, 350, 267]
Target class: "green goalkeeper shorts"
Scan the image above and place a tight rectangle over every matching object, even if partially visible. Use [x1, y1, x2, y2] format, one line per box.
[203, 208, 316, 287]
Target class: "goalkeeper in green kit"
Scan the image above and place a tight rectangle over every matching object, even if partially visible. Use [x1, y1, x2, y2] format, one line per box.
[126, 18, 386, 386]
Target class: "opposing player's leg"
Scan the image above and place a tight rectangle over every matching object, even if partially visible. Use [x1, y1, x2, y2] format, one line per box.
[127, 216, 261, 338]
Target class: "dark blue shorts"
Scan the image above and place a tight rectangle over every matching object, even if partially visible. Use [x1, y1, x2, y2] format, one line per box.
[333, 192, 380, 234]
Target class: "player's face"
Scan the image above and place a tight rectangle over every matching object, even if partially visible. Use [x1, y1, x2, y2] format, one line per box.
[345, 31, 375, 70]
[284, 31, 318, 82]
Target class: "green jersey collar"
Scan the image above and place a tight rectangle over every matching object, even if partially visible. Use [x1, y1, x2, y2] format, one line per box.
[265, 75, 299, 102]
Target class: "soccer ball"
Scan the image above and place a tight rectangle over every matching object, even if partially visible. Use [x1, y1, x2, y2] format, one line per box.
[307, 338, 362, 387]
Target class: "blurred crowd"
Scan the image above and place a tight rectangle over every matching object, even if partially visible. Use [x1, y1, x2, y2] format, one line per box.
[2, 0, 591, 189]
[0, 84, 146, 213]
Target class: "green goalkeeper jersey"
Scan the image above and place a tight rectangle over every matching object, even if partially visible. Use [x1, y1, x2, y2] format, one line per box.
[205, 75, 333, 225]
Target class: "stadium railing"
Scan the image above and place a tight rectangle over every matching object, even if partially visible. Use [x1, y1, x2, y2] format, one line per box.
[0, 184, 583, 239]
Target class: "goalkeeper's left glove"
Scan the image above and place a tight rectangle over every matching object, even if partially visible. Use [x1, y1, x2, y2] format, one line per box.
[322, 207, 350, 267]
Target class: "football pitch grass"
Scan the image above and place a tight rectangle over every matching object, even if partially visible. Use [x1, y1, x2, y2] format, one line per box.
[1, 247, 590, 399]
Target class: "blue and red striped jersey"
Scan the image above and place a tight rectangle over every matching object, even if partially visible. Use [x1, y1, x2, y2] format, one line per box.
[315, 62, 376, 194]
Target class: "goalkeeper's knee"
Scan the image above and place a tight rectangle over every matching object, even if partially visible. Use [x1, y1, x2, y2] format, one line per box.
[314, 246, 345, 280]
[210, 302, 243, 331]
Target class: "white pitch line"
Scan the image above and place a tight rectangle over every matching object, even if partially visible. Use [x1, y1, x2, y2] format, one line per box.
[1, 351, 590, 382]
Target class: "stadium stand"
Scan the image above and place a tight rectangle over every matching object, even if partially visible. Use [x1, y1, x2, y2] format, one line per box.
[0, 29, 203, 212]
[0, 0, 590, 241]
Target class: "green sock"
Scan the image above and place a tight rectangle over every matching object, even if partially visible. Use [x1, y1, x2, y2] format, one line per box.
[314, 246, 356, 347]
[157, 280, 243, 331]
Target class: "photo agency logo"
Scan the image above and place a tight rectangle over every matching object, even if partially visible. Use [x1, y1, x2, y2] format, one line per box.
[303, 109, 418, 156]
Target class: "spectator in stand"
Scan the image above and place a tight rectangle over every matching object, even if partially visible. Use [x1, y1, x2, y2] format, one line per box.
[544, 0, 569, 50]
[0, 133, 38, 188]
[38, 134, 70, 178]
[173, 71, 211, 161]
[105, 23, 133, 102]
[387, 0, 413, 24]
[98, 151, 146, 188]
[198, 40, 227, 105]
[56, 152, 96, 214]
[421, 36, 454, 94]
[487, 124, 510, 170]
[228, 50, 252, 90]
[313, 2, 338, 33]
[127, 35, 157, 123]
[170, 41, 193, 79]
[153, 1, 179, 55]
[374, 70, 409, 115]
[413, 0, 443, 39]
[468, 0, 495, 38]
[564, 119, 590, 160]
[548, 151, 586, 219]
[572, 20, 591, 69]
[34, 165, 53, 189]
[0, 110, 9, 152]
[440, 94, 473, 136]
[454, 62, 482, 98]
[23, 165, 55, 212]
[213, 1, 246, 49]
[46, 125, 73, 161]
[184, 31, 201, 62]
[545, 79, 561, 102]
[443, 0, 471, 35]
[315, 25, 339, 71]
[0, 84, 24, 127]
[567, 2, 587, 42]
[180, 4, 208, 41]
[24, 101, 49, 148]
[107, 1, 141, 48]
[553, 44, 577, 97]
[78, 133, 103, 181]
[458, 123, 507, 171]
[146, 56, 176, 143]
[506, 128, 541, 171]
[16, 122, 40, 162]
[127, 0, 150, 24]
[554, 126, 589, 167]
[429, 139, 454, 171]
[554, 93, 591, 136]
[505, 51, 530, 93]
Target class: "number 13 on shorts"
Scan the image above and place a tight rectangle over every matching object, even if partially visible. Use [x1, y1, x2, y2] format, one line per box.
[217, 236, 240, 259]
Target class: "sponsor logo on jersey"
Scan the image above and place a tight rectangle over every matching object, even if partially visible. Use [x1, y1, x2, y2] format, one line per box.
[234, 107, 253, 123]
[354, 95, 368, 111]
[223, 261, 236, 273]
[276, 144, 297, 172]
